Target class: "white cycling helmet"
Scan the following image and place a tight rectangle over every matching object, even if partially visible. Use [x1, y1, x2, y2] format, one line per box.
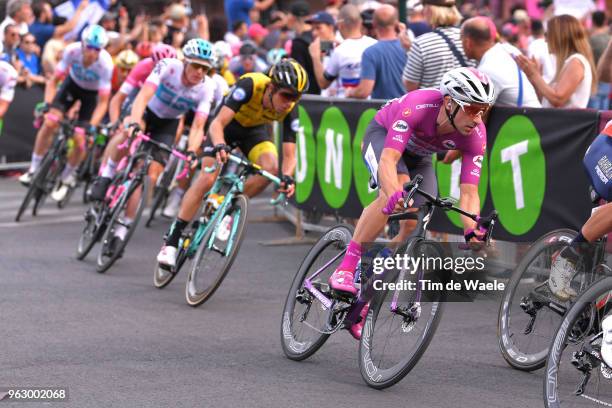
[440, 67, 495, 106]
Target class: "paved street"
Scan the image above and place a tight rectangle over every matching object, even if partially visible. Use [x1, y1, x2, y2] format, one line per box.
[1, 177, 548, 408]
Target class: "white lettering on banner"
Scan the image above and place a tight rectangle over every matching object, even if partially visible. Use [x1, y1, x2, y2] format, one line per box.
[325, 129, 343, 188]
[450, 159, 461, 200]
[501, 140, 529, 210]
[296, 126, 307, 183]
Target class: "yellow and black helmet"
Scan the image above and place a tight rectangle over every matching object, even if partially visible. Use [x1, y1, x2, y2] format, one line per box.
[269, 58, 309, 94]
[115, 49, 139, 69]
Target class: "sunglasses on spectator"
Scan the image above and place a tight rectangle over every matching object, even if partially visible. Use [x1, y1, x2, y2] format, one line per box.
[23, 40, 34, 44]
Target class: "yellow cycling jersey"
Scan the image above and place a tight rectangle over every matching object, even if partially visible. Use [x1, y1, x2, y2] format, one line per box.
[225, 73, 295, 128]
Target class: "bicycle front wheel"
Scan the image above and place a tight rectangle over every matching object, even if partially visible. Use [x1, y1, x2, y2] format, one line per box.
[498, 229, 578, 371]
[185, 194, 249, 307]
[96, 176, 149, 273]
[280, 224, 353, 361]
[15, 152, 56, 222]
[359, 238, 445, 389]
[544, 276, 612, 408]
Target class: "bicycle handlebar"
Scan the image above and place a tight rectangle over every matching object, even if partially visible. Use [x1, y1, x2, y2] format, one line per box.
[402, 174, 498, 245]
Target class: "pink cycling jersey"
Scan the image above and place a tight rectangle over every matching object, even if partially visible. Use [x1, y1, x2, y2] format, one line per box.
[375, 89, 486, 185]
[119, 58, 155, 96]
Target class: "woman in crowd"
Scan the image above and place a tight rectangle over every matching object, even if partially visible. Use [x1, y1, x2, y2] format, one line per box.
[516, 14, 596, 109]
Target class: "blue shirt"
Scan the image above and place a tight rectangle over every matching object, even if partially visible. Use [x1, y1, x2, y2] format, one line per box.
[360, 39, 407, 99]
[29, 21, 55, 49]
[224, 0, 254, 29]
[16, 48, 40, 75]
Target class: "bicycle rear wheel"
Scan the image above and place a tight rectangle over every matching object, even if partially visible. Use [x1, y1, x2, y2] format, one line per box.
[544, 276, 612, 408]
[185, 194, 249, 307]
[280, 224, 354, 361]
[76, 202, 106, 260]
[96, 176, 149, 273]
[498, 229, 581, 371]
[145, 157, 178, 227]
[359, 238, 445, 389]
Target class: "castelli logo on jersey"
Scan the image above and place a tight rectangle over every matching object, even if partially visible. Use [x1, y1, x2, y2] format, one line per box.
[391, 120, 409, 132]
[392, 134, 404, 143]
[416, 103, 439, 110]
[442, 140, 456, 149]
[402, 108, 412, 116]
[473, 155, 483, 168]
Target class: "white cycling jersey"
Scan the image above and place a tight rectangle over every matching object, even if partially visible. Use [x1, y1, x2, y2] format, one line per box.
[211, 73, 229, 107]
[0, 60, 17, 102]
[145, 58, 214, 119]
[55, 42, 114, 93]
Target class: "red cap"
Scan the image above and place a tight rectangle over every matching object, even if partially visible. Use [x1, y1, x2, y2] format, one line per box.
[248, 23, 269, 39]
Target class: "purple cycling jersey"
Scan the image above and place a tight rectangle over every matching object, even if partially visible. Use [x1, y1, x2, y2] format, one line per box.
[374, 89, 486, 185]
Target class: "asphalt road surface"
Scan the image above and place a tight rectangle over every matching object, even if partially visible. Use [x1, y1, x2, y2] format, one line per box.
[1, 176, 550, 408]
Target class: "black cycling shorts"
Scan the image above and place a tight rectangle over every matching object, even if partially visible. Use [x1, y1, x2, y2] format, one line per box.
[202, 120, 276, 163]
[361, 119, 437, 208]
[143, 107, 180, 163]
[51, 76, 98, 123]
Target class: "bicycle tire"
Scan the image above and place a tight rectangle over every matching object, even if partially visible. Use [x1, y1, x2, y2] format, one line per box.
[185, 194, 249, 307]
[359, 238, 445, 389]
[280, 224, 354, 361]
[145, 157, 178, 227]
[544, 276, 612, 408]
[96, 176, 149, 273]
[498, 229, 578, 371]
[15, 151, 56, 222]
[76, 204, 106, 260]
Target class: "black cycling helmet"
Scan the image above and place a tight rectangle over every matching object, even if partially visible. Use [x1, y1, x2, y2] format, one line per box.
[268, 58, 309, 94]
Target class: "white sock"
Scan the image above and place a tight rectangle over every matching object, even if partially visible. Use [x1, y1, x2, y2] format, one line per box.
[171, 188, 185, 199]
[30, 154, 43, 173]
[114, 217, 134, 240]
[61, 164, 76, 181]
[101, 158, 117, 179]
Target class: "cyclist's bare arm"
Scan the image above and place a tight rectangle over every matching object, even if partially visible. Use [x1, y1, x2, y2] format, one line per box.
[43, 73, 62, 105]
[125, 83, 155, 126]
[208, 106, 235, 146]
[583, 202, 612, 241]
[378, 147, 403, 202]
[459, 183, 480, 233]
[109, 91, 128, 124]
[187, 114, 207, 153]
[90, 91, 111, 127]
[281, 142, 296, 176]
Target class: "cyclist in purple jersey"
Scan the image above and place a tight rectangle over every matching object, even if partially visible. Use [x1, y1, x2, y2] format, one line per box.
[331, 67, 495, 339]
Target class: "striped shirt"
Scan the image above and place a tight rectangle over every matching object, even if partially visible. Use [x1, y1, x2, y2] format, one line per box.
[402, 26, 476, 89]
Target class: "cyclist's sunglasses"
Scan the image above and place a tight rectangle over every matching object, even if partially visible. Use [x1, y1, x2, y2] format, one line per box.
[85, 45, 101, 52]
[186, 59, 211, 73]
[277, 90, 300, 102]
[458, 102, 490, 118]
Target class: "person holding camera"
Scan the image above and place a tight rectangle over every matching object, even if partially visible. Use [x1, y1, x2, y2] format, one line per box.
[305, 11, 338, 97]
[309, 3, 376, 98]
[346, 4, 407, 99]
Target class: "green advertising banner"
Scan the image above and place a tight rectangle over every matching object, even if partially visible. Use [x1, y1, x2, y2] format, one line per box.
[295, 96, 600, 242]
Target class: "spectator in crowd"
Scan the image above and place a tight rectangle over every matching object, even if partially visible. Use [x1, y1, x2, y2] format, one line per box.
[347, 5, 407, 99]
[1, 24, 21, 64]
[164, 3, 188, 48]
[16, 32, 44, 87]
[407, 0, 431, 38]
[590, 11, 610, 66]
[99, 11, 118, 33]
[527, 18, 555, 84]
[310, 3, 376, 98]
[516, 14, 596, 109]
[326, 0, 343, 19]
[597, 38, 612, 84]
[224, 0, 275, 30]
[461, 16, 540, 107]
[247, 22, 269, 54]
[149, 18, 167, 45]
[0, 0, 33, 49]
[225, 20, 247, 51]
[402, 0, 473, 91]
[288, 0, 320, 94]
[29, 0, 87, 49]
[228, 40, 267, 76]
[305, 11, 338, 96]
[262, 11, 286, 50]
[511, 7, 530, 53]
[588, 10, 610, 109]
[40, 36, 62, 77]
[360, 8, 376, 38]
